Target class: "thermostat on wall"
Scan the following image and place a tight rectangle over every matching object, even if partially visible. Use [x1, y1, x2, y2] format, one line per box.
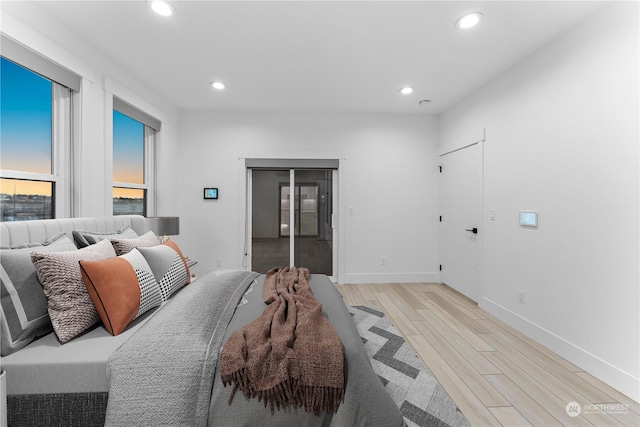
[204, 188, 218, 199]
[519, 211, 538, 227]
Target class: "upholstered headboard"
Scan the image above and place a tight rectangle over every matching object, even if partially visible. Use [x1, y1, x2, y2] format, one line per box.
[0, 215, 148, 247]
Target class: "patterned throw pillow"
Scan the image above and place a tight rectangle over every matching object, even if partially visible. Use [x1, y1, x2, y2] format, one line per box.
[80, 249, 163, 336]
[110, 231, 160, 256]
[72, 225, 138, 248]
[137, 240, 191, 301]
[31, 239, 116, 343]
[0, 234, 77, 356]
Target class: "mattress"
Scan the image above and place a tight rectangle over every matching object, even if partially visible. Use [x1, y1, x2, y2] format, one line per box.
[2, 308, 157, 394]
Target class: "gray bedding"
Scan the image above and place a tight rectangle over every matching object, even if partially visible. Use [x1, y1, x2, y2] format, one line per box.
[105, 270, 405, 427]
[2, 309, 155, 395]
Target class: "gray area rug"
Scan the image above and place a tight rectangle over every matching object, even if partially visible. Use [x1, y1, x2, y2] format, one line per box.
[349, 305, 471, 427]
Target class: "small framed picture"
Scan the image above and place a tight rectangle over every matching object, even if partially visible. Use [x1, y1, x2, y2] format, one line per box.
[204, 188, 218, 200]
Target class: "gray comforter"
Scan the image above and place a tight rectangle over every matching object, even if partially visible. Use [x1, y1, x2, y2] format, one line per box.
[104, 270, 405, 427]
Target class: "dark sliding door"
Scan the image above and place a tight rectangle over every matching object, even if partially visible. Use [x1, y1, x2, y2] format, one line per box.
[250, 168, 333, 276]
[294, 170, 332, 275]
[251, 170, 290, 273]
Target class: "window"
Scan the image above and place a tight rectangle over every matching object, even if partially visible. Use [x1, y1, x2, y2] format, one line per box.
[1, 36, 79, 222]
[112, 98, 160, 216]
[1, 57, 55, 221]
[112, 110, 146, 215]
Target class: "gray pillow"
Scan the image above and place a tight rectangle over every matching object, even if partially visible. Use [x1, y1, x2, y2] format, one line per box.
[0, 233, 77, 356]
[137, 240, 190, 301]
[31, 239, 117, 344]
[110, 231, 159, 256]
[72, 225, 138, 248]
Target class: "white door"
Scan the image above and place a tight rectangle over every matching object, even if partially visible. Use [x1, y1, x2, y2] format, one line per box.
[439, 142, 481, 301]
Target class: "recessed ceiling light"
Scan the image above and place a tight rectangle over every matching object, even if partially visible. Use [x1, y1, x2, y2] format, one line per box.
[456, 12, 482, 29]
[399, 87, 414, 95]
[211, 81, 226, 90]
[149, 1, 175, 17]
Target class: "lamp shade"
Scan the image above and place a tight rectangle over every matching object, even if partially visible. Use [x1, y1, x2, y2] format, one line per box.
[147, 216, 180, 236]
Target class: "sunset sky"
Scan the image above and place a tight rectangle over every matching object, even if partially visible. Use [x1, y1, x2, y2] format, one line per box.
[113, 110, 144, 185]
[0, 178, 51, 197]
[0, 57, 52, 179]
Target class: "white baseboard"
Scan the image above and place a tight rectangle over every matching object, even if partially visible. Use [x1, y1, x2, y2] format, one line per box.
[1, 369, 6, 427]
[340, 272, 440, 284]
[481, 297, 640, 403]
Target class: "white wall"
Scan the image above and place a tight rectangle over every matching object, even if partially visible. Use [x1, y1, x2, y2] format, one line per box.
[1, 4, 182, 221]
[439, 2, 639, 401]
[177, 111, 440, 284]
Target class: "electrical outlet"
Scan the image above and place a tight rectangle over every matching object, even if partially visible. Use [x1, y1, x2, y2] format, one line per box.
[381, 256, 386, 266]
[518, 289, 525, 304]
[216, 259, 222, 268]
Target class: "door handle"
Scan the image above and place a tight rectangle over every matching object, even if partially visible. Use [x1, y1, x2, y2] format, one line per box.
[465, 227, 478, 234]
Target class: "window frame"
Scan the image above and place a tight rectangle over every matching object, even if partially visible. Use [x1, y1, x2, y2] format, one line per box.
[0, 50, 76, 220]
[111, 97, 159, 217]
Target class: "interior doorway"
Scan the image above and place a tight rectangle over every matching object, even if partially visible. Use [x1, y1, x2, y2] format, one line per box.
[250, 168, 334, 276]
[439, 141, 482, 302]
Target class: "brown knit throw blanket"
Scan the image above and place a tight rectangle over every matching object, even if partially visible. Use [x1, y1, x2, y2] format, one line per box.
[220, 266, 345, 415]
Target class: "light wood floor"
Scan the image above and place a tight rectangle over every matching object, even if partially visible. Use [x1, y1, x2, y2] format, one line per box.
[334, 282, 640, 427]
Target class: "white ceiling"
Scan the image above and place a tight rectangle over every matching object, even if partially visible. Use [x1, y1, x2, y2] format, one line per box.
[4, 1, 610, 114]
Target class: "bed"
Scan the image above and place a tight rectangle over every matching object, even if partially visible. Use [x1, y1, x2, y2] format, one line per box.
[0, 216, 405, 426]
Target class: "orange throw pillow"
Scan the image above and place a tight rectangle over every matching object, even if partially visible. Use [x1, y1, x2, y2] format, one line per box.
[80, 250, 161, 336]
